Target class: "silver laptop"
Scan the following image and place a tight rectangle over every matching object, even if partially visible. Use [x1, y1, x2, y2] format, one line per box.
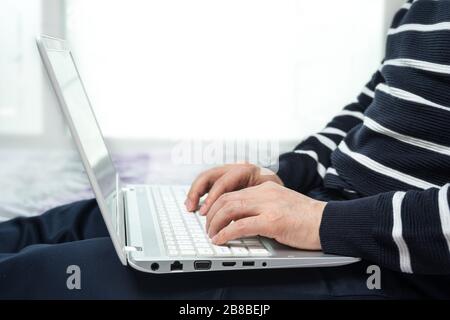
[36, 35, 359, 273]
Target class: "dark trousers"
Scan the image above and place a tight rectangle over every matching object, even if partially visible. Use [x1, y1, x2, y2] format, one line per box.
[0, 197, 449, 299]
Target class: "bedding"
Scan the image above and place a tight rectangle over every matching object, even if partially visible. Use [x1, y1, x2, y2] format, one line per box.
[0, 150, 151, 222]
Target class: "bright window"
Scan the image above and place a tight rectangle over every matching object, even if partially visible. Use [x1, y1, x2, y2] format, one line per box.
[0, 0, 42, 135]
[66, 0, 387, 141]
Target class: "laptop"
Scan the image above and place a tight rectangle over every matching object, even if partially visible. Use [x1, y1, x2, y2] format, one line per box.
[36, 35, 359, 273]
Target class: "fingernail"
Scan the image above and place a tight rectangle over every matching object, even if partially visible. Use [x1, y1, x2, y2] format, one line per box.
[185, 199, 192, 211]
[199, 205, 207, 215]
[211, 235, 219, 244]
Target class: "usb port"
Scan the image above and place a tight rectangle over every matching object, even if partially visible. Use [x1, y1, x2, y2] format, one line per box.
[242, 261, 255, 267]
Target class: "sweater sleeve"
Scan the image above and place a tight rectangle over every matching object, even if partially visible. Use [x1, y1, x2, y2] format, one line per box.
[277, 69, 384, 192]
[320, 184, 450, 275]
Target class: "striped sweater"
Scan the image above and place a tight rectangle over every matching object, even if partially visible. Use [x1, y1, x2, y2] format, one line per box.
[277, 0, 450, 275]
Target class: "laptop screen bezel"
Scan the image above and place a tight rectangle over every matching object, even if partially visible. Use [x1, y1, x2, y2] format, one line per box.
[36, 35, 127, 265]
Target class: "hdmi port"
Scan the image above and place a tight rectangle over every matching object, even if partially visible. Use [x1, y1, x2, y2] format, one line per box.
[222, 262, 236, 267]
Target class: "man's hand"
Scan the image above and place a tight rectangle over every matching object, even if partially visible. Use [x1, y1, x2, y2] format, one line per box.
[185, 163, 283, 215]
[206, 181, 326, 250]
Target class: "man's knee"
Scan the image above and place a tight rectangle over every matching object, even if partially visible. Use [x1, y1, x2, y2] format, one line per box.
[41, 199, 107, 240]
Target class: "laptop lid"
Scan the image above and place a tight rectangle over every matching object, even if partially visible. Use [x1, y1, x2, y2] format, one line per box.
[36, 35, 127, 265]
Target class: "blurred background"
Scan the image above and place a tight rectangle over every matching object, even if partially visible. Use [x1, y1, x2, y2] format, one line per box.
[0, 0, 404, 220]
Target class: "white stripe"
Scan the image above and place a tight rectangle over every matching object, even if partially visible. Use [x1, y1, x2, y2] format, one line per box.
[336, 110, 365, 121]
[392, 191, 413, 273]
[320, 127, 347, 137]
[326, 167, 338, 176]
[383, 58, 450, 75]
[376, 83, 450, 112]
[361, 86, 375, 99]
[401, 3, 412, 10]
[311, 133, 337, 151]
[339, 142, 439, 190]
[364, 117, 450, 156]
[388, 21, 450, 36]
[438, 184, 450, 252]
[294, 150, 326, 178]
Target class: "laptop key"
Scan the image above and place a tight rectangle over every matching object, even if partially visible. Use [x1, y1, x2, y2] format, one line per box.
[243, 239, 262, 246]
[197, 248, 214, 256]
[230, 247, 249, 256]
[194, 243, 210, 248]
[227, 240, 243, 245]
[212, 245, 232, 256]
[179, 244, 195, 250]
[177, 240, 192, 245]
[248, 248, 271, 256]
[180, 250, 196, 256]
[191, 234, 206, 239]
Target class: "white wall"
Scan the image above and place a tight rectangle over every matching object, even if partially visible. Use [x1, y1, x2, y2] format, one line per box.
[0, 0, 405, 145]
[66, 0, 390, 141]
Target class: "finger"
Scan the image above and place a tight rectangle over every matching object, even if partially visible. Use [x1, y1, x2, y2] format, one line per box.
[199, 168, 249, 215]
[206, 187, 257, 230]
[211, 216, 268, 245]
[207, 200, 259, 237]
[185, 167, 226, 211]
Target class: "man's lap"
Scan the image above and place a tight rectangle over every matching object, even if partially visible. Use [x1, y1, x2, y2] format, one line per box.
[0, 199, 448, 299]
[0, 238, 395, 299]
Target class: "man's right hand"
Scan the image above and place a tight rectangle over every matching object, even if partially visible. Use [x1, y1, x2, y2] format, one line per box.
[185, 163, 283, 215]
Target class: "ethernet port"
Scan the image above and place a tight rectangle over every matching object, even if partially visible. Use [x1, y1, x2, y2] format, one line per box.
[170, 261, 183, 271]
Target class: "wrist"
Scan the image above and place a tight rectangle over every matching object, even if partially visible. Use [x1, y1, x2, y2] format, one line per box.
[259, 167, 284, 186]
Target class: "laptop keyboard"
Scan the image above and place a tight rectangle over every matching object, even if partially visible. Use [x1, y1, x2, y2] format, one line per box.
[143, 186, 270, 257]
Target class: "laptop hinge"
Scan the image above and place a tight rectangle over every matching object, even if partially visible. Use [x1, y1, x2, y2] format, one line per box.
[124, 246, 143, 252]
[116, 174, 128, 259]
[120, 186, 147, 257]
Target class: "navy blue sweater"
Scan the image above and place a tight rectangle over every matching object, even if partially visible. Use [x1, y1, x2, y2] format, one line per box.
[277, 0, 450, 275]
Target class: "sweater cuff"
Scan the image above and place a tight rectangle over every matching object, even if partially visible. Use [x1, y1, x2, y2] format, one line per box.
[274, 155, 297, 189]
[275, 152, 322, 193]
[319, 192, 394, 260]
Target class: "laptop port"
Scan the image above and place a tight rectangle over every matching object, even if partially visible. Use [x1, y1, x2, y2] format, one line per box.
[194, 260, 212, 270]
[150, 263, 160, 271]
[170, 261, 183, 271]
[242, 261, 255, 267]
[222, 262, 236, 267]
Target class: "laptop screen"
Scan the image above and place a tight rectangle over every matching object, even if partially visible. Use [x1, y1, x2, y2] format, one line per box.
[38, 36, 126, 264]
[46, 49, 117, 202]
